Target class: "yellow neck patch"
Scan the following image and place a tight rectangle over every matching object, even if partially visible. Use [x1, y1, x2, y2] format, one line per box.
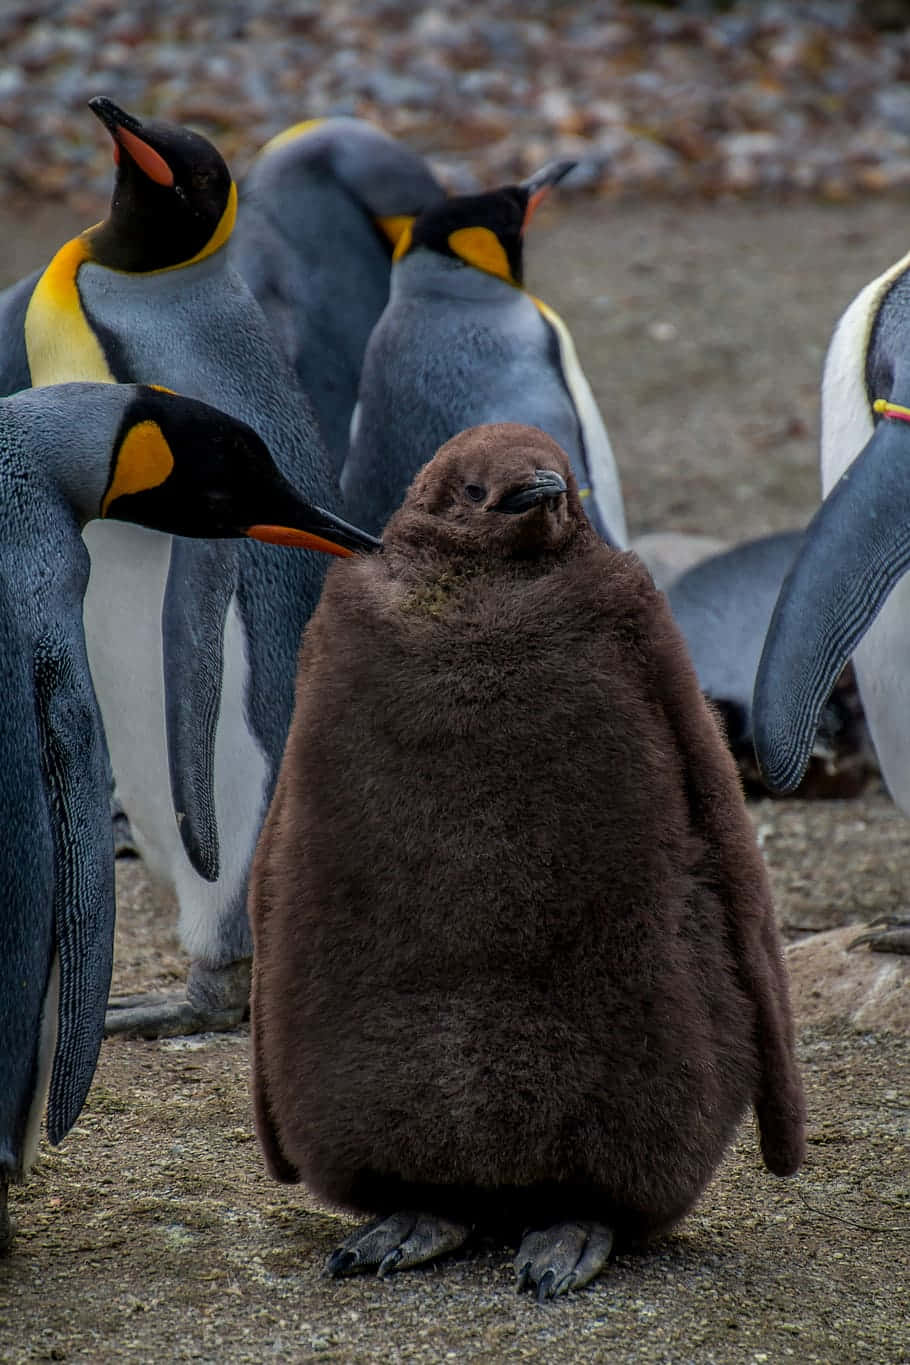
[25, 234, 114, 386]
[377, 214, 415, 250]
[24, 184, 237, 387]
[183, 179, 237, 268]
[448, 226, 515, 283]
[392, 221, 414, 263]
[102, 419, 175, 518]
[259, 117, 326, 158]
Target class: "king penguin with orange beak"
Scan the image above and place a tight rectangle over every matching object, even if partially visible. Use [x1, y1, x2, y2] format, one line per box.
[14, 97, 361, 1034]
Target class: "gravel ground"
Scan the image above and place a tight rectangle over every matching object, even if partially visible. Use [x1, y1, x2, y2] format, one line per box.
[9, 1, 910, 208]
[0, 193, 908, 1363]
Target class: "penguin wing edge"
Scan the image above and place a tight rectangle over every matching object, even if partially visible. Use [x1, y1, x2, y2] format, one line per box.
[631, 598, 807, 1175]
[34, 631, 116, 1146]
[162, 538, 239, 882]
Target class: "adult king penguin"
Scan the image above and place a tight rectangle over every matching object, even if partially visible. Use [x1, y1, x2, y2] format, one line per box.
[341, 165, 627, 546]
[22, 97, 356, 1035]
[0, 380, 377, 1254]
[231, 116, 445, 473]
[250, 423, 804, 1299]
[753, 245, 910, 953]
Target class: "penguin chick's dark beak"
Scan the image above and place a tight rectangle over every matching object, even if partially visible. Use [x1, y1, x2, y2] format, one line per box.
[521, 160, 577, 228]
[246, 509, 382, 558]
[493, 469, 568, 514]
[88, 95, 175, 186]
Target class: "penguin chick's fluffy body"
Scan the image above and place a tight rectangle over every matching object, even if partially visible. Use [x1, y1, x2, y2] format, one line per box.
[251, 423, 805, 1280]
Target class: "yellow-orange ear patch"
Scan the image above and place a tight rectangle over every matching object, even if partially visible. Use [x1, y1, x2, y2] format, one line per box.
[115, 127, 175, 187]
[377, 214, 415, 250]
[392, 221, 414, 263]
[447, 227, 513, 283]
[102, 420, 175, 517]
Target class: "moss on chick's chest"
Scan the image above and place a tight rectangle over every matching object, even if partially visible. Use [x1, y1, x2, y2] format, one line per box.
[400, 564, 479, 619]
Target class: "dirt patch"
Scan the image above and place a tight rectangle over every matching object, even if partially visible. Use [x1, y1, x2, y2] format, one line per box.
[2, 196, 909, 1364]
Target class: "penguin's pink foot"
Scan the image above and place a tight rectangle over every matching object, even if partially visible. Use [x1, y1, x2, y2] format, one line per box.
[849, 916, 910, 955]
[0, 1175, 12, 1256]
[326, 1211, 469, 1279]
[104, 958, 251, 1038]
[514, 1220, 614, 1302]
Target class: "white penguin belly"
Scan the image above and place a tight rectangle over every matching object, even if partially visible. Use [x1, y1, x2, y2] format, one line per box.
[20, 955, 59, 1179]
[82, 522, 270, 962]
[820, 262, 910, 814]
[852, 588, 910, 814]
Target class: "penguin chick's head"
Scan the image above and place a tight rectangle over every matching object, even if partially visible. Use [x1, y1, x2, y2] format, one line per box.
[100, 385, 381, 557]
[393, 160, 576, 287]
[390, 422, 587, 560]
[86, 96, 235, 272]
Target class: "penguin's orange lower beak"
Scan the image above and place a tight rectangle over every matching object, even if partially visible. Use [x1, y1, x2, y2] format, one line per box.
[247, 525, 355, 556]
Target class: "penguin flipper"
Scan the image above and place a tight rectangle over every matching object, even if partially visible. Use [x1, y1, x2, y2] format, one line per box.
[162, 538, 239, 883]
[35, 632, 116, 1146]
[0, 269, 39, 396]
[629, 582, 806, 1177]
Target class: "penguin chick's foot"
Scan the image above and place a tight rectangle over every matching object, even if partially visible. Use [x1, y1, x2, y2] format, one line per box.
[514, 1220, 614, 1303]
[326, 1211, 470, 1280]
[104, 957, 251, 1038]
[848, 916, 910, 955]
[0, 1174, 12, 1257]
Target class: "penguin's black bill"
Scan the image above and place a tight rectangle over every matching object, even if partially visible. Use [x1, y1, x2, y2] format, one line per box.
[493, 469, 568, 514]
[89, 96, 143, 137]
[247, 508, 382, 557]
[521, 161, 577, 227]
[89, 95, 175, 187]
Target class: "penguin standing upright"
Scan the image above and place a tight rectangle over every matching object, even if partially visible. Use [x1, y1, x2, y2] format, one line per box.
[22, 97, 351, 1034]
[754, 244, 910, 953]
[0, 379, 377, 1254]
[231, 116, 445, 473]
[341, 165, 627, 546]
[250, 423, 804, 1298]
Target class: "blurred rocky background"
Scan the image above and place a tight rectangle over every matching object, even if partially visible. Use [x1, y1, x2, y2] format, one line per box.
[7, 0, 910, 213]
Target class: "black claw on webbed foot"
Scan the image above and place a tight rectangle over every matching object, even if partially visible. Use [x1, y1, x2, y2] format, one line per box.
[326, 1248, 357, 1277]
[326, 1211, 470, 1281]
[848, 915, 910, 954]
[514, 1220, 614, 1303]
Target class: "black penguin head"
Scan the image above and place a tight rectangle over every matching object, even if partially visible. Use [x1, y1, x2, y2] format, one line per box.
[392, 160, 576, 287]
[86, 97, 235, 272]
[99, 385, 381, 557]
[395, 422, 586, 559]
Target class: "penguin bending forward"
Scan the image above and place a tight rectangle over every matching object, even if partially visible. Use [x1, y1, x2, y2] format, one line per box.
[753, 243, 910, 953]
[0, 381, 376, 1254]
[250, 423, 805, 1299]
[22, 98, 350, 1035]
[341, 164, 627, 547]
[231, 116, 445, 473]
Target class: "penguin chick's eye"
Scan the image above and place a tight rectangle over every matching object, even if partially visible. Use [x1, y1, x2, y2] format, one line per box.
[464, 484, 486, 503]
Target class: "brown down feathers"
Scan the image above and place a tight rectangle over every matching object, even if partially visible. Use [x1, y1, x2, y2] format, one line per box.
[249, 422, 805, 1244]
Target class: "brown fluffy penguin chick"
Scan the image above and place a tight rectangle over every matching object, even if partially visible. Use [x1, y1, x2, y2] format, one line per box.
[249, 422, 806, 1302]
